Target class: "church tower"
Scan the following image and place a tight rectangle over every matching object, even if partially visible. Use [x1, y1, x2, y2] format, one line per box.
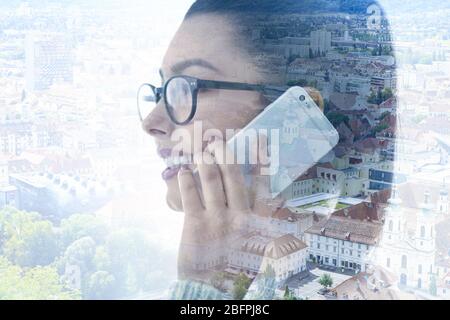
[415, 190, 436, 252]
[382, 184, 406, 245]
[437, 179, 449, 215]
[413, 190, 437, 291]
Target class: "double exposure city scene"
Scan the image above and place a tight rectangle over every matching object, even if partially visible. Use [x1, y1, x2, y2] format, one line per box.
[1, 0, 450, 302]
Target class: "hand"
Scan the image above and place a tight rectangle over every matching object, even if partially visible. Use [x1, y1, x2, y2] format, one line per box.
[176, 138, 254, 291]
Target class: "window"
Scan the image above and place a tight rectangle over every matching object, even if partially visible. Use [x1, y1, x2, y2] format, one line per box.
[401, 255, 407, 269]
[418, 264, 422, 274]
[387, 257, 390, 268]
[389, 220, 393, 232]
[420, 226, 425, 238]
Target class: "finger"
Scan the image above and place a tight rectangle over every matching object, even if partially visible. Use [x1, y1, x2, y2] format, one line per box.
[194, 151, 227, 211]
[207, 140, 250, 212]
[178, 166, 204, 215]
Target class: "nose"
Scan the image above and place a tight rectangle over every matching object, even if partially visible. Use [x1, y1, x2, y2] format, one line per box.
[141, 102, 174, 138]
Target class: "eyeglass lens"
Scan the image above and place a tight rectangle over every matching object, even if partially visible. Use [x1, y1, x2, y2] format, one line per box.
[165, 77, 193, 124]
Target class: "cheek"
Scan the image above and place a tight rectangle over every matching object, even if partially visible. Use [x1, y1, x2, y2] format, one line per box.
[196, 92, 262, 131]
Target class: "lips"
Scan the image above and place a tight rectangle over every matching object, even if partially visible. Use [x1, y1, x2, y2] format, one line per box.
[158, 148, 193, 181]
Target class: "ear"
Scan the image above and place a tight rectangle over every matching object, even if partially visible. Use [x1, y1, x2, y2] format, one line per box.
[304, 87, 324, 112]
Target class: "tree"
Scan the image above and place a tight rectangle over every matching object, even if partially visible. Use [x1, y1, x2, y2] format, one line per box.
[59, 213, 108, 249]
[93, 246, 111, 271]
[381, 88, 393, 102]
[232, 273, 251, 300]
[0, 256, 80, 300]
[318, 273, 333, 289]
[64, 236, 97, 272]
[210, 272, 227, 292]
[86, 271, 116, 300]
[380, 111, 391, 120]
[326, 111, 349, 128]
[284, 285, 290, 298]
[1, 208, 59, 267]
[371, 123, 389, 137]
[367, 90, 378, 104]
[283, 285, 298, 300]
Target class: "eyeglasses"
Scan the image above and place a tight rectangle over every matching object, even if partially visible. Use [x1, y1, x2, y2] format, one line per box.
[137, 75, 286, 125]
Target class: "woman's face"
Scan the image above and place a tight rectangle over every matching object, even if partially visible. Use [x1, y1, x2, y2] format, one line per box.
[142, 14, 265, 211]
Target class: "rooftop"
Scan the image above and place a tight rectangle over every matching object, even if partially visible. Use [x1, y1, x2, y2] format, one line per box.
[305, 215, 383, 245]
[237, 233, 307, 259]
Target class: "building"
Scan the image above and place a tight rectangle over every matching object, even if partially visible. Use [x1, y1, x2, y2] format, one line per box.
[332, 266, 418, 300]
[25, 33, 74, 92]
[376, 185, 437, 292]
[370, 72, 397, 91]
[0, 156, 17, 208]
[305, 206, 383, 272]
[9, 172, 118, 221]
[310, 30, 332, 56]
[228, 233, 308, 282]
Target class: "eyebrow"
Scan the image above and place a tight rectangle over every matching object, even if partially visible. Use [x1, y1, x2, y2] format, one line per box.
[159, 58, 222, 81]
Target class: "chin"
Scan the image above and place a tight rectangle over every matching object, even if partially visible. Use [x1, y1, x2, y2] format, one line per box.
[165, 182, 183, 212]
[166, 194, 183, 211]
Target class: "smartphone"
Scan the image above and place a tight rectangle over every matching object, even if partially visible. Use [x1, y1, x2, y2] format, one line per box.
[193, 86, 339, 200]
[226, 86, 339, 198]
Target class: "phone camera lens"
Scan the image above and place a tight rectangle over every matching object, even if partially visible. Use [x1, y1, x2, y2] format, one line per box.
[299, 95, 305, 101]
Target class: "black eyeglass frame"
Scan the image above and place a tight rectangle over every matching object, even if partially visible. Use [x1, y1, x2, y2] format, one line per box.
[138, 75, 287, 125]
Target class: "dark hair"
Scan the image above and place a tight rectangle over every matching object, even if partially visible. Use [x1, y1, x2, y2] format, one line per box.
[184, 0, 391, 85]
[186, 0, 382, 17]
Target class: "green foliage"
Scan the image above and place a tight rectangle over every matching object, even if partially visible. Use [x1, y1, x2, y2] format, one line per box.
[283, 285, 298, 300]
[0, 207, 174, 300]
[1, 207, 58, 267]
[380, 111, 391, 120]
[318, 273, 333, 289]
[326, 111, 350, 128]
[59, 213, 108, 248]
[93, 246, 111, 271]
[368, 88, 393, 105]
[0, 256, 80, 300]
[86, 271, 116, 300]
[210, 272, 227, 292]
[232, 273, 251, 300]
[371, 123, 389, 136]
[64, 236, 97, 273]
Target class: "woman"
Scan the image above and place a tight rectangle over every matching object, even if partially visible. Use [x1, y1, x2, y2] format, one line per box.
[140, 0, 394, 299]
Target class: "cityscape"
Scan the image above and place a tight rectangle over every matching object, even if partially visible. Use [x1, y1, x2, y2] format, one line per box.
[1, 0, 450, 300]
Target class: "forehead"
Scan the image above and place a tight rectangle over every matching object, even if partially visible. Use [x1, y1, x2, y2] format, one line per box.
[161, 14, 258, 80]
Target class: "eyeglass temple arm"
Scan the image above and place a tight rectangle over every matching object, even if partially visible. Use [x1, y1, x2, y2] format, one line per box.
[197, 79, 287, 96]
